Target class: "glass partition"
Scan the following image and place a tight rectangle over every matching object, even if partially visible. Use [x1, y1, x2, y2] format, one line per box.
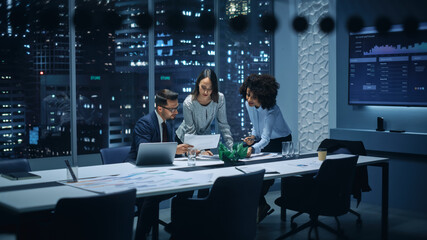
[75, 0, 149, 153]
[0, 0, 71, 159]
[154, 0, 215, 132]
[218, 0, 274, 141]
[0, 0, 273, 162]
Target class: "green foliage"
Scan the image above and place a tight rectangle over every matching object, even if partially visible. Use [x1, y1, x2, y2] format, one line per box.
[218, 142, 248, 163]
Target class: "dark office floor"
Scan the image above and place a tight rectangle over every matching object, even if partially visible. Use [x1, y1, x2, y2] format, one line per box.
[1, 190, 426, 240]
[153, 190, 427, 240]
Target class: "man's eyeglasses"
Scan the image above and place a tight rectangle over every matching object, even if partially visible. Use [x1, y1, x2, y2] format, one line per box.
[161, 105, 179, 113]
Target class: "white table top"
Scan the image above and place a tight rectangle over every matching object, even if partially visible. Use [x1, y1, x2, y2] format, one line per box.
[0, 154, 387, 214]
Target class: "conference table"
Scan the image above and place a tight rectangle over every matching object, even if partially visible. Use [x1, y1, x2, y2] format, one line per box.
[0, 153, 389, 240]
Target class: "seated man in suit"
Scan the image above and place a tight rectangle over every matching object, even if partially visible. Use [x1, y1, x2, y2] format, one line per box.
[127, 89, 193, 240]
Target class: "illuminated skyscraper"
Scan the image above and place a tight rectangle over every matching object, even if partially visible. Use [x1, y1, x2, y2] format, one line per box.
[226, 0, 251, 18]
[0, 0, 29, 158]
[0, 74, 26, 158]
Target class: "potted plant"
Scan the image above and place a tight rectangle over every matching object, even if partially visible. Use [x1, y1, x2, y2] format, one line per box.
[218, 143, 248, 166]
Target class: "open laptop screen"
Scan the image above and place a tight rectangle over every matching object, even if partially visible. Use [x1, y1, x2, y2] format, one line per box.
[135, 142, 177, 166]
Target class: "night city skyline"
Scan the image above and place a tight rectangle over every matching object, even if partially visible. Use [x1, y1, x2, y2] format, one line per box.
[0, 0, 273, 159]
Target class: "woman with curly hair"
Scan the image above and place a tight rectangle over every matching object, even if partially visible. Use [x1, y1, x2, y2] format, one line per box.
[240, 74, 292, 155]
[239, 73, 292, 222]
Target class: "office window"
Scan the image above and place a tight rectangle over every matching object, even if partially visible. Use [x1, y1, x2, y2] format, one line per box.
[218, 0, 274, 141]
[75, 0, 149, 153]
[0, 0, 273, 159]
[154, 0, 215, 132]
[0, 0, 72, 158]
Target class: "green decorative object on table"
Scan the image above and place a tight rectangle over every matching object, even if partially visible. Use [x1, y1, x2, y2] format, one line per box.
[218, 142, 248, 165]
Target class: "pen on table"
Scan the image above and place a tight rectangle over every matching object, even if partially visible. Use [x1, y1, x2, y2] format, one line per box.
[64, 160, 78, 182]
[235, 167, 246, 174]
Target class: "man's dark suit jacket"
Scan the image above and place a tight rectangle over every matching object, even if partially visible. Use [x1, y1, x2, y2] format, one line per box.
[126, 111, 174, 161]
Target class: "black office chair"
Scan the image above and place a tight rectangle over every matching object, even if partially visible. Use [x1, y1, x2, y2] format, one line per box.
[0, 158, 31, 173]
[276, 156, 358, 240]
[100, 146, 131, 165]
[100, 146, 169, 235]
[52, 188, 136, 240]
[318, 138, 371, 224]
[278, 139, 370, 227]
[170, 169, 265, 240]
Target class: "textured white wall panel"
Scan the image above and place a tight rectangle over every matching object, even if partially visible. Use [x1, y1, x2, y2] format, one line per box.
[297, 0, 330, 152]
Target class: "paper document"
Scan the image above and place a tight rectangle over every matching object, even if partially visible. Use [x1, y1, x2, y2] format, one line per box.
[184, 134, 220, 150]
[65, 169, 213, 194]
[286, 159, 322, 168]
[240, 153, 282, 162]
[234, 166, 279, 175]
[197, 154, 220, 160]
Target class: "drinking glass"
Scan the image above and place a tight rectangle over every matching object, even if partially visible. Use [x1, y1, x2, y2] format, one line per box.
[293, 142, 300, 158]
[187, 148, 197, 166]
[282, 141, 292, 158]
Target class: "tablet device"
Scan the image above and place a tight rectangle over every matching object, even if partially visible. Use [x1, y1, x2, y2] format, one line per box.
[136, 142, 177, 166]
[1, 172, 41, 180]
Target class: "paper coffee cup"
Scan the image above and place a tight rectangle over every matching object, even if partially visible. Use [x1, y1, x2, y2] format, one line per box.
[317, 148, 327, 161]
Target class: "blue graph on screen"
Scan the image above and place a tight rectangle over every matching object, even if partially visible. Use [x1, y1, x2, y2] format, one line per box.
[348, 23, 427, 106]
[364, 42, 427, 55]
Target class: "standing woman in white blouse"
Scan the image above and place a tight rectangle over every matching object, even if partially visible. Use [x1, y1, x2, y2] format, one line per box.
[175, 69, 234, 155]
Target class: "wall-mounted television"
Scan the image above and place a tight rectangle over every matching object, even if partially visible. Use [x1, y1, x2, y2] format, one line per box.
[348, 23, 427, 106]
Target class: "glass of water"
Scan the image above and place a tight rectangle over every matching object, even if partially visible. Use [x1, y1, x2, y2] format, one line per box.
[282, 141, 293, 158]
[293, 142, 300, 158]
[187, 148, 197, 166]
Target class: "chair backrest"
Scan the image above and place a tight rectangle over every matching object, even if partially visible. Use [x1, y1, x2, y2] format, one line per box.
[318, 138, 367, 156]
[207, 169, 265, 240]
[0, 159, 30, 173]
[100, 146, 131, 164]
[318, 138, 371, 202]
[53, 188, 136, 240]
[312, 156, 358, 216]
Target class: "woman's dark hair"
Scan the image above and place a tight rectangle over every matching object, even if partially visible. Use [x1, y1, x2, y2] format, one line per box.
[155, 89, 178, 107]
[239, 74, 279, 109]
[191, 68, 219, 102]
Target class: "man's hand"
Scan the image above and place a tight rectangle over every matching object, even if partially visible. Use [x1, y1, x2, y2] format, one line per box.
[176, 144, 193, 155]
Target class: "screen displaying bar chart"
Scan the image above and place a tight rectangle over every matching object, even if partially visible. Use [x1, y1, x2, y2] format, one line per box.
[348, 23, 427, 106]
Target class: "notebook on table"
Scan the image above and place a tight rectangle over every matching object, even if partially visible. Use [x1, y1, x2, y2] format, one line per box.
[1, 172, 41, 180]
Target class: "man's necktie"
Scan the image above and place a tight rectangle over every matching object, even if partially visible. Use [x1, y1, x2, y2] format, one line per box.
[162, 122, 168, 142]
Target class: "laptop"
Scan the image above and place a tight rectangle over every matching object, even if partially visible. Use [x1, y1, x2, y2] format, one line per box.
[135, 142, 177, 166]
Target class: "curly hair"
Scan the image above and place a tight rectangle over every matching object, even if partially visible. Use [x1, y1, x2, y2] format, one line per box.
[191, 68, 219, 102]
[239, 74, 279, 109]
